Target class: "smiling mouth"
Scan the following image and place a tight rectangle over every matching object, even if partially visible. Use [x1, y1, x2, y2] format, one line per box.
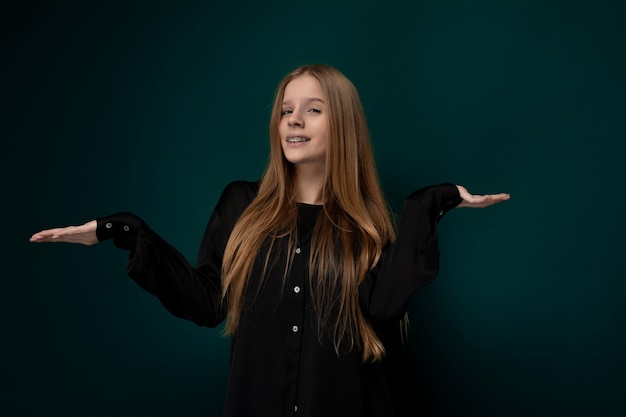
[287, 136, 311, 143]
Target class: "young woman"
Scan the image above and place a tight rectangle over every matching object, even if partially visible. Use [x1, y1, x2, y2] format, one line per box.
[30, 64, 509, 417]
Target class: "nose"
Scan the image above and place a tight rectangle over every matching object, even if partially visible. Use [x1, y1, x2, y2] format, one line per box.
[288, 112, 303, 127]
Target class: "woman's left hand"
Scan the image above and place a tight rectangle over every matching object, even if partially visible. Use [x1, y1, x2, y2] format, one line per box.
[455, 185, 510, 208]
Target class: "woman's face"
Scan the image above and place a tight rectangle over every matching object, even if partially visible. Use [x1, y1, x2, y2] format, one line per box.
[279, 75, 328, 170]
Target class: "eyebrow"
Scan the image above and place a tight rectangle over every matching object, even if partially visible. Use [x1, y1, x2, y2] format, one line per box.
[282, 97, 325, 106]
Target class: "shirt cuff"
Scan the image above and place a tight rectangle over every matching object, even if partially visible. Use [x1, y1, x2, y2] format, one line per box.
[405, 183, 463, 221]
[96, 212, 144, 250]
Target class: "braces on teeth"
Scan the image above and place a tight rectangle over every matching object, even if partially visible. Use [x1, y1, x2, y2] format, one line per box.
[287, 137, 310, 143]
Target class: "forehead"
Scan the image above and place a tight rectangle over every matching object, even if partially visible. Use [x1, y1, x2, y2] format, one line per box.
[282, 75, 325, 102]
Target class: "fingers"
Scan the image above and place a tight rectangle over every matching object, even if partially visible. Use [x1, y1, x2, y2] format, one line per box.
[489, 193, 511, 203]
[30, 226, 77, 243]
[30, 228, 63, 241]
[457, 192, 510, 208]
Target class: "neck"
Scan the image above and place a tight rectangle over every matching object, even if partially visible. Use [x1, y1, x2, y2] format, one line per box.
[293, 164, 325, 205]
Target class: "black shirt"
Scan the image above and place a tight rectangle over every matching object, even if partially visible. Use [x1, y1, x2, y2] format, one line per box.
[96, 181, 462, 417]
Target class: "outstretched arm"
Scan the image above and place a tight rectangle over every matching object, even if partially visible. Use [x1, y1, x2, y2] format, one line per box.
[30, 220, 98, 245]
[29, 212, 227, 328]
[455, 185, 510, 208]
[361, 183, 510, 320]
[28, 181, 259, 328]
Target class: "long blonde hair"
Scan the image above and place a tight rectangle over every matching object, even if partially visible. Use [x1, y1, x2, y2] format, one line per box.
[221, 64, 395, 361]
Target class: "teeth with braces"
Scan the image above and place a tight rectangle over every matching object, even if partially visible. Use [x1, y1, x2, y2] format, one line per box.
[287, 137, 310, 143]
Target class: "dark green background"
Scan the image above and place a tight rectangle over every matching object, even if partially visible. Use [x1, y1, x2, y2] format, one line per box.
[3, 0, 624, 416]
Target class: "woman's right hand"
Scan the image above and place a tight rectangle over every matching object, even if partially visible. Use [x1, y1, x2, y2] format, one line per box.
[30, 220, 98, 246]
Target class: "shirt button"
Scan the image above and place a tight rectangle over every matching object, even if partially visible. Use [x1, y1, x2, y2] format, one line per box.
[295, 247, 301, 254]
[123, 225, 130, 232]
[293, 286, 301, 294]
[295, 405, 298, 412]
[439, 210, 444, 216]
[105, 222, 112, 229]
[292, 325, 299, 333]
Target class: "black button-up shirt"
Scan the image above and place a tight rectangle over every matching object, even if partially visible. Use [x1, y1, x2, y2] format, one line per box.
[96, 181, 462, 417]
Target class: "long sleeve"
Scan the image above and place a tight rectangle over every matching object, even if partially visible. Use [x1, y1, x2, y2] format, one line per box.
[359, 183, 463, 320]
[95, 181, 258, 328]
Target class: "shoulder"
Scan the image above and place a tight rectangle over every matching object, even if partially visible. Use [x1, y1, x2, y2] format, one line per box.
[220, 180, 259, 203]
[214, 180, 260, 220]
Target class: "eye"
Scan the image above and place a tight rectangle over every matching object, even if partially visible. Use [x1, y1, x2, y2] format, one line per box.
[281, 109, 293, 116]
[308, 108, 321, 114]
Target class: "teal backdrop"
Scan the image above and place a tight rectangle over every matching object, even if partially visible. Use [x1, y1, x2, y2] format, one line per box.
[3, 0, 624, 416]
